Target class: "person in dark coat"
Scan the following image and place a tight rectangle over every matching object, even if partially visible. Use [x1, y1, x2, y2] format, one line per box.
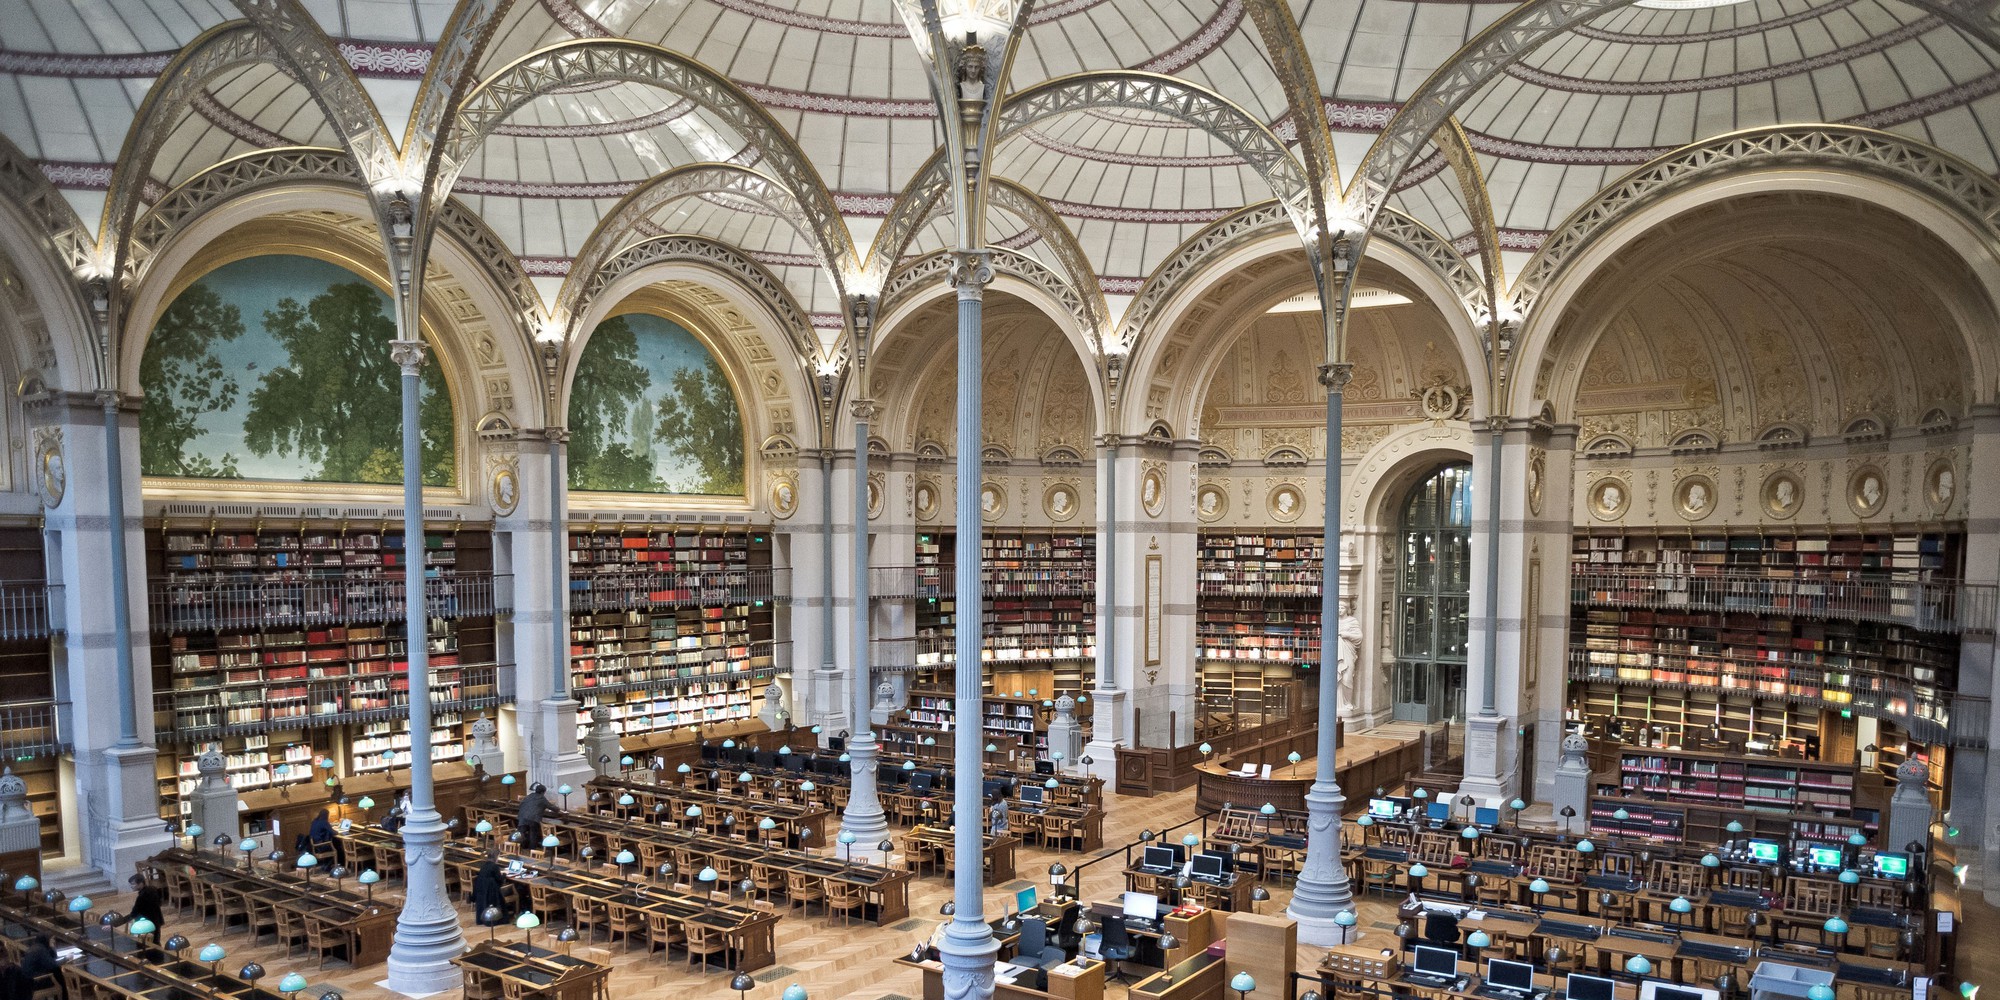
[471, 854, 509, 924]
[17, 937, 59, 998]
[308, 808, 345, 866]
[516, 784, 552, 845]
[111, 875, 165, 946]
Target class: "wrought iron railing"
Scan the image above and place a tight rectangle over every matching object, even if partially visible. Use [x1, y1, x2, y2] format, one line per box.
[0, 580, 58, 640]
[158, 661, 509, 739]
[1195, 568, 1322, 598]
[0, 699, 66, 756]
[566, 568, 786, 612]
[1571, 569, 1997, 634]
[866, 565, 1093, 601]
[148, 571, 512, 633]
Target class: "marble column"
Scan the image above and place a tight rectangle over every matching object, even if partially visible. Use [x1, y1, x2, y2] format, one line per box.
[498, 431, 591, 793]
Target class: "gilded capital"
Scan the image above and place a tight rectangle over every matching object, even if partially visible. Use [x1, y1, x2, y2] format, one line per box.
[1316, 362, 1354, 390]
[389, 338, 428, 373]
[850, 399, 879, 422]
[949, 250, 994, 296]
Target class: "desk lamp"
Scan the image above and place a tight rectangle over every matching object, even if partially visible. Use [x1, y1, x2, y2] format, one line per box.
[732, 973, 756, 1000]
[481, 908, 504, 943]
[296, 851, 319, 887]
[317, 991, 343, 1000]
[557, 927, 579, 957]
[541, 833, 560, 863]
[1048, 862, 1067, 897]
[1625, 956, 1651, 976]
[239, 962, 265, 991]
[839, 830, 858, 866]
[516, 910, 541, 950]
[279, 973, 307, 1000]
[1508, 799, 1526, 827]
[1249, 885, 1270, 914]
[1806, 986, 1834, 1000]
[1158, 931, 1180, 952]
[11, 875, 34, 906]
[502, 774, 517, 799]
[1230, 972, 1256, 1000]
[237, 839, 258, 870]
[199, 943, 225, 980]
[1557, 806, 1576, 841]
[359, 870, 380, 902]
[1467, 931, 1491, 951]
[579, 846, 597, 868]
[1460, 795, 1477, 824]
[782, 986, 809, 1000]
[329, 866, 348, 891]
[1669, 896, 1693, 927]
[164, 935, 190, 960]
[185, 824, 205, 852]
[1529, 877, 1550, 910]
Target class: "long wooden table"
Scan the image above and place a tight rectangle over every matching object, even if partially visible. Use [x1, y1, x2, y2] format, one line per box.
[902, 825, 1021, 886]
[455, 940, 609, 1000]
[1, 900, 292, 1000]
[462, 799, 912, 925]
[340, 826, 783, 970]
[155, 846, 397, 966]
[582, 775, 831, 847]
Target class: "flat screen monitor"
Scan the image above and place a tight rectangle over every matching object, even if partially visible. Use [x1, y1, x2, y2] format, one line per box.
[1166, 843, 1187, 865]
[984, 779, 1008, 800]
[1426, 802, 1451, 823]
[1639, 982, 1720, 1000]
[1369, 798, 1399, 819]
[1142, 846, 1175, 871]
[910, 772, 934, 796]
[1747, 839, 1783, 863]
[1192, 853, 1225, 880]
[1807, 844, 1844, 868]
[1390, 795, 1414, 814]
[1487, 960, 1535, 993]
[783, 755, 805, 773]
[1566, 975, 1615, 1000]
[700, 743, 719, 762]
[1874, 852, 1911, 879]
[1020, 785, 1045, 805]
[1412, 945, 1460, 978]
[1475, 807, 1500, 827]
[1016, 886, 1038, 913]
[753, 750, 777, 769]
[1121, 891, 1159, 922]
[827, 737, 845, 753]
[1034, 760, 1055, 775]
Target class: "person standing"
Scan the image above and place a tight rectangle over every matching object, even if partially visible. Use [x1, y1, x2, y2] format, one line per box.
[111, 875, 165, 946]
[516, 782, 552, 845]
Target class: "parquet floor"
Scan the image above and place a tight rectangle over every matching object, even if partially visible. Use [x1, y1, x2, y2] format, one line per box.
[101, 726, 1428, 1000]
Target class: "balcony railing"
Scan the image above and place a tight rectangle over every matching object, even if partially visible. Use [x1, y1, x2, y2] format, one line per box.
[1567, 650, 1959, 746]
[149, 571, 512, 633]
[1196, 568, 1323, 598]
[567, 568, 786, 612]
[0, 580, 59, 641]
[0, 699, 66, 757]
[1948, 695, 1990, 749]
[866, 565, 1093, 601]
[158, 661, 509, 739]
[1572, 568, 1997, 633]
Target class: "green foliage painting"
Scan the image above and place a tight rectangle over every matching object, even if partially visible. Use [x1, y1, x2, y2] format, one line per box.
[568, 313, 745, 495]
[139, 255, 455, 485]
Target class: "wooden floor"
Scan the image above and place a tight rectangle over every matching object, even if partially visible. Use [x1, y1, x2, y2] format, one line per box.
[101, 723, 1462, 999]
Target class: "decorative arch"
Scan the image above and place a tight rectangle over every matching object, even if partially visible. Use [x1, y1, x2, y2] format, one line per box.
[1511, 170, 2000, 419]
[985, 181, 1108, 343]
[1346, 425, 1477, 532]
[0, 132, 94, 281]
[223, 0, 394, 175]
[575, 234, 819, 385]
[439, 38, 857, 288]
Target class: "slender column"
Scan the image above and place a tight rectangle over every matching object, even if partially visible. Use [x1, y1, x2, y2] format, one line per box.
[385, 336, 466, 993]
[549, 431, 568, 700]
[940, 251, 998, 1000]
[842, 388, 889, 846]
[1099, 430, 1117, 695]
[98, 389, 139, 748]
[1479, 415, 1503, 717]
[1288, 360, 1358, 943]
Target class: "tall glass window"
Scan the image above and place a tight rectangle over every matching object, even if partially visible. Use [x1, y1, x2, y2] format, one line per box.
[1393, 463, 1472, 722]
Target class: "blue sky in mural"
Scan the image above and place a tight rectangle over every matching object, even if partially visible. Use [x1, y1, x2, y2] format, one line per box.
[619, 314, 718, 489]
[193, 257, 383, 477]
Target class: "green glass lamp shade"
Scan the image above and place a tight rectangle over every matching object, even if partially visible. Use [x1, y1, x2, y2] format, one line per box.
[1183, 834, 1201, 847]
[782, 985, 809, 1000]
[187, 825, 205, 838]
[1824, 917, 1849, 934]
[1625, 957, 1651, 975]
[1287, 752, 1302, 764]
[617, 794, 635, 806]
[541, 835, 560, 848]
[238, 839, 257, 852]
[616, 851, 636, 865]
[1231, 973, 1257, 993]
[1529, 878, 1550, 894]
[358, 871, 380, 884]
[1260, 803, 1277, 815]
[515, 912, 541, 929]
[985, 744, 997, 752]
[800, 781, 817, 792]
[903, 760, 917, 770]
[1509, 799, 1526, 811]
[1807, 987, 1835, 1000]
[1612, 808, 1630, 821]
[556, 785, 573, 796]
[1198, 743, 1212, 755]
[1409, 864, 1429, 878]
[621, 756, 635, 766]
[129, 917, 156, 937]
[779, 746, 792, 756]
[1414, 789, 1429, 799]
[12, 877, 35, 891]
[759, 818, 777, 830]
[722, 740, 735, 749]
[1669, 897, 1693, 913]
[502, 775, 516, 785]
[280, 974, 308, 993]
[294, 853, 318, 869]
[200, 944, 226, 963]
[698, 867, 719, 882]
[1356, 816, 1374, 827]
[1839, 870, 1861, 884]
[1576, 840, 1595, 853]
[475, 820, 493, 834]
[686, 806, 703, 818]
[1849, 832, 1868, 846]
[1462, 827, 1479, 840]
[1725, 820, 1744, 833]
[1701, 854, 1721, 867]
[1334, 910, 1358, 927]
[1467, 931, 1491, 948]
[838, 754, 851, 763]
[677, 763, 691, 774]
[357, 796, 375, 810]
[838, 831, 857, 845]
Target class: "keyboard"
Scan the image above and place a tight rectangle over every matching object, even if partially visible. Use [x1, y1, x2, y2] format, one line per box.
[1470, 860, 1522, 877]
[1849, 907, 1906, 928]
[1839, 964, 1905, 987]
[1708, 889, 1766, 909]
[1583, 874, 1641, 892]
[1679, 941, 1749, 963]
[1402, 974, 1456, 989]
[1608, 927, 1676, 945]
[1267, 835, 1308, 849]
[1475, 987, 1537, 1000]
[1536, 919, 1602, 941]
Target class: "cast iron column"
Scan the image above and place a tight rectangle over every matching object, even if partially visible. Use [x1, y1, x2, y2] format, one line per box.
[843, 295, 889, 849]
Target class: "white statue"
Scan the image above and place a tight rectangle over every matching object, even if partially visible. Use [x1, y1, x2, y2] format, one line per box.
[1686, 482, 1709, 513]
[1936, 469, 1954, 505]
[1199, 490, 1219, 516]
[1601, 482, 1623, 512]
[1335, 598, 1363, 708]
[1861, 475, 1883, 508]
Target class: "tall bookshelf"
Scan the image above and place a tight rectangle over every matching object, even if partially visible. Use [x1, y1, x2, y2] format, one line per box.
[910, 530, 1096, 687]
[1587, 743, 1883, 846]
[1569, 529, 1963, 743]
[147, 522, 499, 819]
[0, 525, 60, 853]
[565, 526, 778, 742]
[1196, 533, 1322, 720]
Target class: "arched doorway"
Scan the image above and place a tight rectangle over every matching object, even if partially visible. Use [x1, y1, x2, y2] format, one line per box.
[1393, 463, 1472, 722]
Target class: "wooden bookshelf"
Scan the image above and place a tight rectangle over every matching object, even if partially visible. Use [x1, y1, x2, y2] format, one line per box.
[1587, 742, 1884, 846]
[1197, 533, 1322, 720]
[565, 526, 778, 741]
[899, 687, 1051, 756]
[1569, 529, 1963, 743]
[908, 531, 1096, 701]
[147, 523, 499, 820]
[0, 525, 59, 852]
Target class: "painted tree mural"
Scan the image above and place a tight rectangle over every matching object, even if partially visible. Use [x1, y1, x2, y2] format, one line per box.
[568, 313, 745, 495]
[139, 255, 456, 486]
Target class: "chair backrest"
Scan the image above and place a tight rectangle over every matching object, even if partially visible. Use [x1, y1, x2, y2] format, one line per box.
[1019, 917, 1047, 954]
[1100, 916, 1130, 950]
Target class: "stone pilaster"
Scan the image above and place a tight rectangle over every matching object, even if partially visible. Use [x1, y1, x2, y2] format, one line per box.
[497, 431, 590, 794]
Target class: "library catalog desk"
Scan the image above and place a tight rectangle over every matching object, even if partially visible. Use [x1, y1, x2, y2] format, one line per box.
[1129, 951, 1224, 1000]
[456, 940, 609, 1000]
[1124, 866, 1255, 913]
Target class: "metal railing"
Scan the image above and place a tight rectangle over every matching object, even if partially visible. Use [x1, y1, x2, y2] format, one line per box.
[866, 565, 1093, 601]
[0, 580, 59, 640]
[1567, 652, 1961, 746]
[148, 571, 512, 633]
[158, 661, 509, 739]
[571, 659, 784, 700]
[1196, 569, 1322, 598]
[1949, 695, 1991, 749]
[1572, 568, 1997, 633]
[0, 699, 66, 756]
[567, 567, 787, 612]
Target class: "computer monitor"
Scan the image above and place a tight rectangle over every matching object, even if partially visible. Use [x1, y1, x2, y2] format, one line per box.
[1369, 798, 1399, 819]
[1747, 839, 1783, 863]
[1639, 982, 1720, 1000]
[1565, 974, 1615, 1000]
[1474, 807, 1500, 827]
[1121, 891, 1159, 922]
[1874, 851, 1911, 879]
[1487, 960, 1535, 993]
[753, 750, 777, 769]
[983, 779, 1008, 800]
[1426, 802, 1451, 823]
[1034, 760, 1055, 776]
[1412, 945, 1460, 978]
[1390, 795, 1414, 814]
[910, 771, 934, 796]
[1806, 844, 1844, 869]
[1142, 846, 1175, 871]
[783, 755, 805, 774]
[1020, 785, 1045, 805]
[828, 737, 846, 754]
[1016, 886, 1038, 913]
[1166, 843, 1187, 865]
[1192, 853, 1225, 880]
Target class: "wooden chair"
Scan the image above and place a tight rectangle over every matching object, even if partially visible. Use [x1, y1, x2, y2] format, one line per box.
[902, 833, 937, 877]
[247, 897, 279, 943]
[29, 974, 60, 1000]
[1861, 924, 1904, 960]
[273, 904, 309, 958]
[162, 867, 197, 917]
[749, 863, 786, 902]
[826, 881, 866, 925]
[571, 898, 607, 941]
[685, 923, 730, 971]
[528, 883, 571, 925]
[302, 914, 343, 968]
[604, 901, 645, 949]
[217, 884, 250, 930]
[462, 971, 505, 1000]
[645, 911, 684, 956]
[786, 871, 826, 915]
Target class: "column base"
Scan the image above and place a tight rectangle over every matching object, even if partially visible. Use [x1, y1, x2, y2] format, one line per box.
[838, 734, 891, 850]
[939, 916, 1000, 1000]
[385, 810, 467, 996]
[529, 698, 596, 794]
[1456, 714, 1517, 803]
[1081, 738, 1121, 783]
[88, 745, 174, 882]
[1290, 911, 1359, 947]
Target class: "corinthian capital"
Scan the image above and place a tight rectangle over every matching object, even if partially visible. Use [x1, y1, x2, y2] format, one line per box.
[850, 399, 880, 423]
[389, 339, 428, 373]
[949, 250, 994, 296]
[1317, 362, 1354, 390]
